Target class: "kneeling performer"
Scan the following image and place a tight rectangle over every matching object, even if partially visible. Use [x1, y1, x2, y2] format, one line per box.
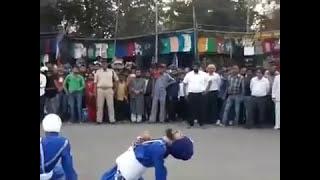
[101, 129, 194, 180]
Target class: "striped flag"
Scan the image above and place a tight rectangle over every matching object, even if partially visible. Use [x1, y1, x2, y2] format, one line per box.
[198, 37, 217, 53]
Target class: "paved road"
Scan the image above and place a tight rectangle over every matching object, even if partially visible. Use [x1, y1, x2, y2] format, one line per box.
[41, 122, 280, 180]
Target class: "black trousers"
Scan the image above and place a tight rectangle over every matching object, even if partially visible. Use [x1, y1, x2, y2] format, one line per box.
[204, 91, 219, 123]
[115, 100, 129, 121]
[167, 97, 178, 121]
[144, 95, 152, 120]
[246, 96, 267, 127]
[266, 95, 275, 124]
[40, 95, 46, 121]
[177, 97, 187, 121]
[187, 93, 205, 126]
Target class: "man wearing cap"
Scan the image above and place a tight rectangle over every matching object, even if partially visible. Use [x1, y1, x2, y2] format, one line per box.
[100, 129, 194, 180]
[149, 64, 176, 123]
[94, 59, 119, 124]
[40, 114, 78, 180]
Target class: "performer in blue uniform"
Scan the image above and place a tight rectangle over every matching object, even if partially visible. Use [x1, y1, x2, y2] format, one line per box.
[101, 129, 194, 180]
[40, 114, 78, 180]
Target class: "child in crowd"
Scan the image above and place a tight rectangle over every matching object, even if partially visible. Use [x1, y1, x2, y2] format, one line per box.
[115, 74, 129, 121]
[85, 73, 96, 122]
[126, 68, 136, 87]
[143, 70, 153, 121]
[166, 70, 179, 122]
[177, 72, 188, 121]
[129, 69, 145, 123]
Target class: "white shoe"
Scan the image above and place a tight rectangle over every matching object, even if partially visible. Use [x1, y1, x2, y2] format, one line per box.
[137, 115, 142, 123]
[229, 121, 233, 126]
[274, 126, 280, 130]
[131, 114, 137, 122]
[219, 123, 225, 127]
[216, 120, 221, 125]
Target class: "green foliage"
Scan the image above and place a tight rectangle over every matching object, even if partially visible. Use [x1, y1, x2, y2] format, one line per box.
[40, 0, 278, 36]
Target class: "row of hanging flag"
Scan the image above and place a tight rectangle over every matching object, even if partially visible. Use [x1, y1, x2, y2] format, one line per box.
[197, 37, 280, 56]
[160, 34, 192, 54]
[40, 34, 280, 59]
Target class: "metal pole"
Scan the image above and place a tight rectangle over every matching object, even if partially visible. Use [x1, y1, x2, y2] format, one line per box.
[114, 0, 120, 59]
[155, 0, 159, 63]
[246, 6, 250, 32]
[192, 0, 199, 64]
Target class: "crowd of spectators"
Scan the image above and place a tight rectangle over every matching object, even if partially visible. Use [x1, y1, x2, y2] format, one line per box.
[40, 57, 280, 130]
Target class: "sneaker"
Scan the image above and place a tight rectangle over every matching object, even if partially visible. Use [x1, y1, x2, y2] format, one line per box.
[137, 115, 142, 123]
[216, 120, 221, 126]
[131, 114, 137, 123]
[274, 126, 280, 130]
[219, 123, 225, 127]
[229, 121, 233, 126]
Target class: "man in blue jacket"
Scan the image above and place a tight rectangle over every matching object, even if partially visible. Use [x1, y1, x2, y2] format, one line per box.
[101, 129, 194, 180]
[40, 114, 78, 180]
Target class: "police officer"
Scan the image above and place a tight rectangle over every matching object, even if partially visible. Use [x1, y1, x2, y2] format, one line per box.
[40, 114, 78, 180]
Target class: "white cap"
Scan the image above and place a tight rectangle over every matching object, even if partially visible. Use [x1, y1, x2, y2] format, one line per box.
[42, 114, 62, 132]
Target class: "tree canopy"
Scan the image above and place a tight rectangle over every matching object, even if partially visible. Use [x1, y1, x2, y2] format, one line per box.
[40, 0, 280, 37]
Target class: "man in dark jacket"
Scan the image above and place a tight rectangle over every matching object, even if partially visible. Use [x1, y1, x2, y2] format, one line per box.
[143, 70, 153, 121]
[166, 70, 179, 122]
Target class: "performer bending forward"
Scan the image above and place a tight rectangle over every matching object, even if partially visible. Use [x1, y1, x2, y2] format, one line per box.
[101, 129, 194, 180]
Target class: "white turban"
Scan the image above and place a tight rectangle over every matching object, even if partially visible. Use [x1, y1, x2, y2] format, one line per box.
[42, 114, 62, 132]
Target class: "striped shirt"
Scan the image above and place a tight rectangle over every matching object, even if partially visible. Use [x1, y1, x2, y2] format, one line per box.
[226, 74, 244, 95]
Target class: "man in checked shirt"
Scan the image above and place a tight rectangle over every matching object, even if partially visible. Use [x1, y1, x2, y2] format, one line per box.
[218, 65, 245, 127]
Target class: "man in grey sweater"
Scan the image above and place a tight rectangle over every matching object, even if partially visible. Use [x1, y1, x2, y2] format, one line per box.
[149, 64, 176, 123]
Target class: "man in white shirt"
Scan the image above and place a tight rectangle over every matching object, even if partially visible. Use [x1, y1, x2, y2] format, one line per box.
[246, 68, 270, 128]
[40, 67, 47, 121]
[272, 73, 280, 130]
[183, 63, 208, 128]
[204, 64, 221, 124]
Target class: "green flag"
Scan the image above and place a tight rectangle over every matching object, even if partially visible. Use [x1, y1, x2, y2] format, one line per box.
[107, 43, 115, 59]
[178, 34, 185, 52]
[160, 38, 171, 54]
[207, 38, 217, 53]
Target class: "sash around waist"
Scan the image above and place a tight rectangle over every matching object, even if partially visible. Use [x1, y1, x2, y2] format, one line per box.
[116, 147, 147, 180]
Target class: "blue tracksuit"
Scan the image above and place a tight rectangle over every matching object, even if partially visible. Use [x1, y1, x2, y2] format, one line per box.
[101, 139, 169, 180]
[40, 132, 78, 180]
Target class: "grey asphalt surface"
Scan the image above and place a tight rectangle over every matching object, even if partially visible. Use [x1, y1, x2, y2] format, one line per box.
[40, 122, 280, 180]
